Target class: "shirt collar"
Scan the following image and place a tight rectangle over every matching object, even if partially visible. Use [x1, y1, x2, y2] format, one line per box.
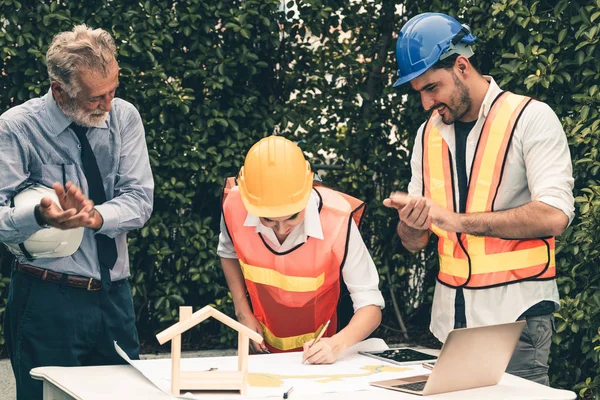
[478, 76, 503, 120]
[43, 88, 111, 136]
[243, 189, 325, 241]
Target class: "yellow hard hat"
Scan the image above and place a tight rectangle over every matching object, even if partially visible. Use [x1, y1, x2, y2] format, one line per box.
[238, 136, 313, 218]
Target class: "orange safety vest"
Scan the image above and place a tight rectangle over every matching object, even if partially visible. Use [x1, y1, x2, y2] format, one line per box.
[221, 178, 365, 352]
[422, 91, 556, 289]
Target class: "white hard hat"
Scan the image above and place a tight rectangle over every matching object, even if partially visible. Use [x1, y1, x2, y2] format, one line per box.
[5, 184, 84, 259]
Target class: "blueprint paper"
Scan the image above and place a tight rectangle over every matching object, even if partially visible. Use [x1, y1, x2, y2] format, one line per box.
[115, 339, 431, 399]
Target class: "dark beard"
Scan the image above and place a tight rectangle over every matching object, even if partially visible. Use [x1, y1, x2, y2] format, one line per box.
[441, 73, 472, 125]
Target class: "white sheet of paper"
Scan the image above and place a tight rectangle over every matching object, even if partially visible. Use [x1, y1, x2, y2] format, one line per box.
[114, 339, 429, 399]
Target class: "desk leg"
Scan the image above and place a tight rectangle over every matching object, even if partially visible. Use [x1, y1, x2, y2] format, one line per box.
[43, 380, 76, 400]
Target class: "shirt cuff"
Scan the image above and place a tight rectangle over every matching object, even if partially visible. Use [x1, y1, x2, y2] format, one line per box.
[94, 203, 120, 235]
[350, 290, 385, 312]
[13, 204, 44, 236]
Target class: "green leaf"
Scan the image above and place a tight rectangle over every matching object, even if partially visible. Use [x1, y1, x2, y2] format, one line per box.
[240, 29, 251, 39]
[558, 28, 567, 44]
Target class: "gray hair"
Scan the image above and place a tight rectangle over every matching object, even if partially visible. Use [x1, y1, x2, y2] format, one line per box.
[46, 24, 117, 96]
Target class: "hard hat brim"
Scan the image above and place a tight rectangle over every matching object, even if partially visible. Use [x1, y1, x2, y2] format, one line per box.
[240, 188, 312, 219]
[393, 69, 429, 87]
[393, 44, 475, 87]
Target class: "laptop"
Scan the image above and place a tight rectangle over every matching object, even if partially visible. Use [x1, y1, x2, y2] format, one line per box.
[369, 321, 525, 396]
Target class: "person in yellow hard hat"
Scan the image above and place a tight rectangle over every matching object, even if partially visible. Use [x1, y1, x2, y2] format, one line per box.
[218, 136, 384, 364]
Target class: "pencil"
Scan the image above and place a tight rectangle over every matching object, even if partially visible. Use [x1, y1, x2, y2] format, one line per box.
[422, 362, 434, 370]
[311, 320, 330, 347]
[283, 386, 294, 399]
[302, 320, 330, 364]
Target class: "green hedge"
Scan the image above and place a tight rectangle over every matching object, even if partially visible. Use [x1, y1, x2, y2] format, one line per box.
[0, 0, 598, 396]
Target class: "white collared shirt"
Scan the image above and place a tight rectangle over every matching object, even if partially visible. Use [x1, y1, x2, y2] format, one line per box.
[408, 77, 575, 342]
[218, 190, 385, 311]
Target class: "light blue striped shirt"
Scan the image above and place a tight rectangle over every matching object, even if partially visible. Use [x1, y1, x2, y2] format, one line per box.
[0, 89, 154, 280]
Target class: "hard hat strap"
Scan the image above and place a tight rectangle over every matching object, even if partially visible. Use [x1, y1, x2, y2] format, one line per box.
[439, 24, 474, 61]
[451, 25, 472, 46]
[18, 242, 34, 261]
[440, 42, 474, 61]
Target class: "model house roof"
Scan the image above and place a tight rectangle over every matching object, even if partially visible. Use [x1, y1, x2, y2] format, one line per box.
[156, 305, 263, 345]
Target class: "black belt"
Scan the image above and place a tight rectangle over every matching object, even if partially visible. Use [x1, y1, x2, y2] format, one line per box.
[15, 261, 102, 291]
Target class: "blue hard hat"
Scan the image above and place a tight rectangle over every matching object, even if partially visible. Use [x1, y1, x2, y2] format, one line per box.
[393, 13, 477, 87]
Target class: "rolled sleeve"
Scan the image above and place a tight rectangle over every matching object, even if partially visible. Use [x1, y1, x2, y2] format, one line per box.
[349, 289, 386, 312]
[537, 192, 575, 225]
[342, 222, 385, 311]
[217, 214, 238, 259]
[521, 102, 575, 225]
[407, 123, 426, 197]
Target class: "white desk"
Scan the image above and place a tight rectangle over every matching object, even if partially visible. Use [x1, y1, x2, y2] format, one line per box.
[31, 363, 576, 400]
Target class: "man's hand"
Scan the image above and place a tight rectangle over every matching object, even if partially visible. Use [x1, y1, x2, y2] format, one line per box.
[383, 191, 462, 252]
[383, 192, 460, 233]
[237, 311, 269, 354]
[383, 192, 432, 231]
[36, 182, 103, 230]
[302, 337, 339, 364]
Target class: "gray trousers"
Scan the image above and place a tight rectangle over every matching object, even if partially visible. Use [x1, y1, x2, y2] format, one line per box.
[455, 314, 553, 385]
[506, 314, 553, 385]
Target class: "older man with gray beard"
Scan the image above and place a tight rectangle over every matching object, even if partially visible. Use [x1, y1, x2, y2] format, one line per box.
[0, 25, 153, 399]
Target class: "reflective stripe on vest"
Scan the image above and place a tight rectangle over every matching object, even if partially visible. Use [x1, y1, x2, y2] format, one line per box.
[222, 182, 364, 351]
[239, 260, 325, 292]
[423, 91, 556, 289]
[259, 321, 330, 352]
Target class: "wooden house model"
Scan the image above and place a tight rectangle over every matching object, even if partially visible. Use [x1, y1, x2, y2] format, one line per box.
[156, 305, 263, 396]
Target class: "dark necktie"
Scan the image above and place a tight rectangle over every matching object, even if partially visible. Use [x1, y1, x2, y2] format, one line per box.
[71, 123, 118, 282]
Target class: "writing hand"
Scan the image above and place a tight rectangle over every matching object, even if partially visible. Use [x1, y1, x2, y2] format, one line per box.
[302, 337, 338, 364]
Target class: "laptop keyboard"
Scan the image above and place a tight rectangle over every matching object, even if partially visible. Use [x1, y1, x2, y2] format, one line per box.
[393, 381, 427, 392]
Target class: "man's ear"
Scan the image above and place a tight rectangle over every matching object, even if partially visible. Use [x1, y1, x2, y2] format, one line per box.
[455, 56, 470, 77]
[50, 81, 61, 93]
[50, 81, 66, 104]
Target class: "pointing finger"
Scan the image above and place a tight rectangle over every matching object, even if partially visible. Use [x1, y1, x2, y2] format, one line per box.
[383, 194, 411, 209]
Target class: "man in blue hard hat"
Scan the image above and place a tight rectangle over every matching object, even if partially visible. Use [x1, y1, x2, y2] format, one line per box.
[383, 13, 574, 385]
